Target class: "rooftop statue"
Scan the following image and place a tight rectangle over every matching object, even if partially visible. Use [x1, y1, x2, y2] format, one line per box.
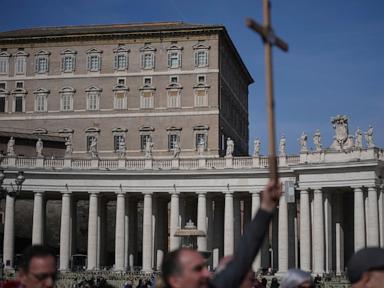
[365, 126, 375, 148]
[173, 141, 181, 158]
[36, 138, 44, 158]
[253, 138, 261, 157]
[7, 137, 15, 156]
[330, 115, 349, 150]
[197, 138, 205, 156]
[313, 129, 322, 152]
[89, 137, 98, 159]
[144, 139, 153, 158]
[355, 128, 363, 149]
[226, 137, 234, 157]
[299, 132, 308, 153]
[118, 137, 126, 159]
[279, 135, 286, 156]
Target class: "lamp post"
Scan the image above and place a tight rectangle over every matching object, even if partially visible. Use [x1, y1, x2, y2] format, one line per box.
[0, 169, 25, 276]
[0, 170, 25, 198]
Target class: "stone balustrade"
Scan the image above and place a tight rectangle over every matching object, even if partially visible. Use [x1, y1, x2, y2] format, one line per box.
[0, 147, 382, 171]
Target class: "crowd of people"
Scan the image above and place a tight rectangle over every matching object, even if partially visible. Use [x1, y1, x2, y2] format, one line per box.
[1, 181, 384, 288]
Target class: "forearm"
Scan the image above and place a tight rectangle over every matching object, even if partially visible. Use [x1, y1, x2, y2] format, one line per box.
[212, 208, 273, 288]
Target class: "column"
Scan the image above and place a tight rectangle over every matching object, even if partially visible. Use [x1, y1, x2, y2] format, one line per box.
[71, 198, 77, 256]
[115, 192, 125, 271]
[87, 193, 99, 270]
[278, 193, 288, 273]
[354, 187, 365, 251]
[379, 187, 384, 248]
[335, 193, 344, 275]
[313, 189, 324, 274]
[197, 192, 207, 251]
[32, 191, 44, 245]
[367, 186, 379, 246]
[251, 191, 261, 271]
[206, 196, 214, 268]
[234, 195, 241, 248]
[299, 189, 311, 271]
[60, 192, 71, 271]
[128, 199, 137, 271]
[99, 198, 107, 268]
[142, 192, 153, 271]
[213, 198, 224, 268]
[224, 192, 234, 256]
[152, 195, 157, 269]
[170, 192, 180, 250]
[3, 195, 15, 269]
[324, 193, 333, 273]
[124, 196, 130, 269]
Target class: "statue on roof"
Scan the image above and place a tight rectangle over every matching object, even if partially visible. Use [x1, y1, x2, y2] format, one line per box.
[226, 137, 234, 157]
[365, 125, 375, 148]
[253, 138, 261, 157]
[313, 129, 322, 152]
[7, 137, 15, 156]
[299, 132, 308, 153]
[36, 138, 44, 158]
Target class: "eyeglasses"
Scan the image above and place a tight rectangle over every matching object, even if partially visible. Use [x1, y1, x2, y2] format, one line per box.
[192, 262, 208, 272]
[30, 272, 57, 281]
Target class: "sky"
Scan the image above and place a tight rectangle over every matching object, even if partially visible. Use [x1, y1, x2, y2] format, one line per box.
[1, 0, 383, 154]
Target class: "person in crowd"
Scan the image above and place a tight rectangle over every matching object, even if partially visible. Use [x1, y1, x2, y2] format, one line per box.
[347, 247, 384, 288]
[270, 278, 279, 288]
[160, 180, 282, 288]
[280, 269, 313, 288]
[0, 245, 57, 288]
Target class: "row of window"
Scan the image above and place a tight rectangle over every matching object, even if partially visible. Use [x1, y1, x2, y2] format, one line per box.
[85, 130, 208, 152]
[0, 42, 210, 75]
[0, 76, 209, 113]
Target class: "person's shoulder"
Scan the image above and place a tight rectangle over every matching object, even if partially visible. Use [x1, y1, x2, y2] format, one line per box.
[0, 280, 24, 288]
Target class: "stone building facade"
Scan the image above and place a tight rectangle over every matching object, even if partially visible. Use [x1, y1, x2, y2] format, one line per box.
[0, 22, 252, 158]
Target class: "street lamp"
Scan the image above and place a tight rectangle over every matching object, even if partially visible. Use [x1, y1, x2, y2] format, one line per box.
[0, 170, 25, 198]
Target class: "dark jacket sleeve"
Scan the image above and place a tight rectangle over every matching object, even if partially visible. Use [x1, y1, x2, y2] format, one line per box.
[211, 209, 273, 288]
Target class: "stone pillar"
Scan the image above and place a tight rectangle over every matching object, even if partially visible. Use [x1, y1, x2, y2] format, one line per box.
[71, 198, 77, 256]
[60, 192, 71, 271]
[299, 189, 311, 271]
[367, 186, 379, 246]
[324, 193, 333, 273]
[251, 191, 261, 271]
[354, 187, 365, 251]
[32, 191, 44, 245]
[169, 192, 180, 251]
[3, 195, 15, 269]
[313, 189, 324, 274]
[115, 192, 125, 271]
[142, 192, 153, 271]
[124, 196, 130, 269]
[87, 193, 99, 270]
[206, 196, 214, 268]
[99, 198, 107, 268]
[335, 193, 344, 275]
[224, 192, 234, 256]
[234, 195, 241, 248]
[278, 193, 288, 273]
[197, 192, 207, 251]
[213, 197, 224, 268]
[379, 187, 384, 248]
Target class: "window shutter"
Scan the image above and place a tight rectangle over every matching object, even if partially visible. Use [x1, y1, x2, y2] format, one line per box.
[167, 53, 171, 68]
[35, 57, 39, 72]
[73, 56, 76, 71]
[87, 55, 91, 71]
[141, 54, 144, 69]
[152, 54, 155, 69]
[205, 51, 208, 66]
[114, 54, 117, 70]
[61, 57, 65, 72]
[194, 51, 198, 67]
[178, 52, 182, 68]
[98, 55, 102, 71]
[46, 57, 49, 73]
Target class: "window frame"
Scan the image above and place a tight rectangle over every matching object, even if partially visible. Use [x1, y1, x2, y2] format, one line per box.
[193, 43, 210, 68]
[35, 50, 50, 74]
[86, 86, 102, 111]
[140, 44, 156, 70]
[113, 84, 129, 110]
[33, 88, 50, 113]
[14, 50, 28, 76]
[59, 87, 75, 112]
[0, 51, 11, 75]
[86, 48, 103, 73]
[193, 125, 209, 151]
[61, 49, 77, 73]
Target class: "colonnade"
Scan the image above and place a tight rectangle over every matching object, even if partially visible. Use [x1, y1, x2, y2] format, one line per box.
[2, 185, 384, 274]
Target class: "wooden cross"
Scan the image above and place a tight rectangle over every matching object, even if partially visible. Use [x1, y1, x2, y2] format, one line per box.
[246, 0, 288, 183]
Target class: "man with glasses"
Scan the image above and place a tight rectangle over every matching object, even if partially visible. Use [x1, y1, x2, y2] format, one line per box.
[1, 245, 57, 288]
[160, 181, 282, 288]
